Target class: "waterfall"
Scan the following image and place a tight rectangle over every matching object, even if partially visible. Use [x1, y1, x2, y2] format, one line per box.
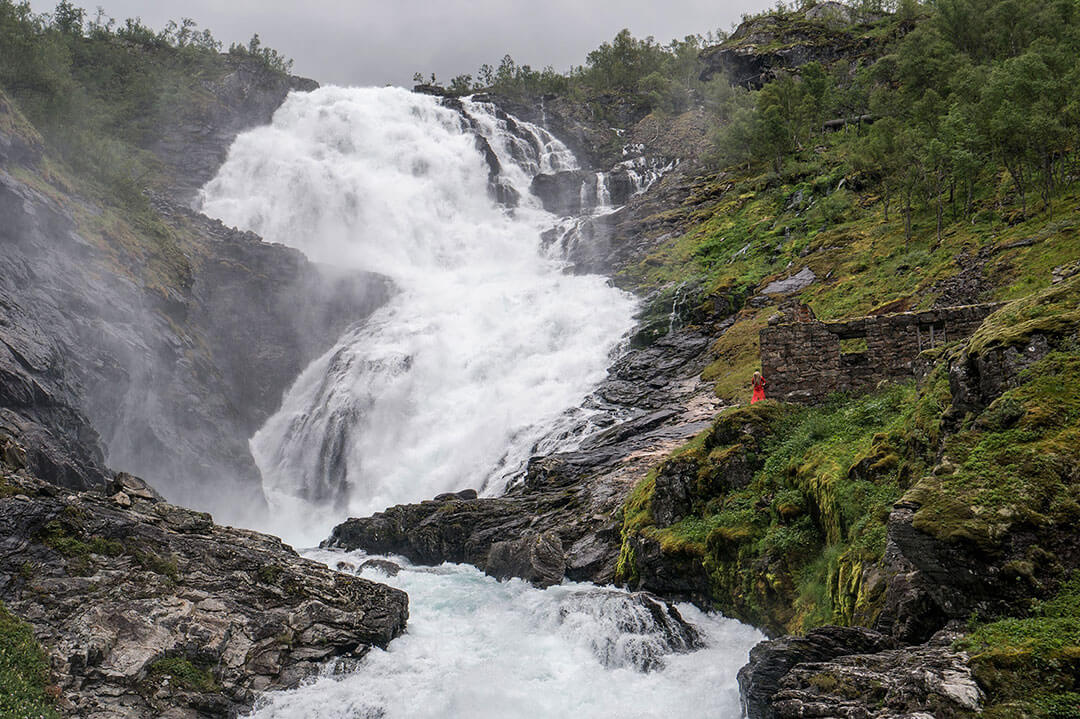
[199, 87, 636, 545]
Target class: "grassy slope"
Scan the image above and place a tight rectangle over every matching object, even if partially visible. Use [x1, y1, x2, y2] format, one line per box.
[0, 601, 58, 719]
[620, 141, 1080, 404]
[612, 11, 1080, 716]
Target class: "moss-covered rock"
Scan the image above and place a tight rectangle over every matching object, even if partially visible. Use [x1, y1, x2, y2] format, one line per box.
[617, 385, 917, 635]
[0, 601, 58, 719]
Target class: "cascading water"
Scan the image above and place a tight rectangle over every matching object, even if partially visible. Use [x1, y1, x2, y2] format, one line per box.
[201, 86, 761, 719]
[200, 87, 636, 545]
[246, 552, 763, 719]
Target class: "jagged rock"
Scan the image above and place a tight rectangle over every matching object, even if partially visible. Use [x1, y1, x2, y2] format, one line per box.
[109, 473, 165, 503]
[0, 469, 408, 718]
[651, 457, 698, 527]
[485, 530, 566, 588]
[621, 534, 712, 606]
[740, 629, 981, 719]
[530, 170, 593, 215]
[555, 589, 702, 671]
[738, 626, 898, 719]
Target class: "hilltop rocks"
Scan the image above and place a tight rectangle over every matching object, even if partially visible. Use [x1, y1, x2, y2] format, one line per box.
[0, 466, 407, 718]
[699, 9, 877, 88]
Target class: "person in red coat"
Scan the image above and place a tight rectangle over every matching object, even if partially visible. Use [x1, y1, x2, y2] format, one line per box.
[751, 371, 767, 404]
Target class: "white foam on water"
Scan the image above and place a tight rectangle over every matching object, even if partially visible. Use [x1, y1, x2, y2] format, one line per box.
[246, 552, 763, 719]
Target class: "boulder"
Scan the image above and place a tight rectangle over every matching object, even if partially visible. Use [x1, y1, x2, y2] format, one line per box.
[485, 530, 566, 588]
[0, 469, 408, 718]
[738, 626, 897, 719]
[740, 628, 982, 719]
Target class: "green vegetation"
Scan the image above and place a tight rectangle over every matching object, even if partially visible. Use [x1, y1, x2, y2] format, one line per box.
[617, 384, 924, 634]
[146, 656, 219, 693]
[417, 27, 729, 115]
[962, 575, 1080, 718]
[0, 1, 290, 205]
[0, 602, 59, 719]
[618, 276, 1080, 636]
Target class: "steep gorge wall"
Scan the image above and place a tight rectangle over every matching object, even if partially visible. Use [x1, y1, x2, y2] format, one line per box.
[0, 60, 389, 517]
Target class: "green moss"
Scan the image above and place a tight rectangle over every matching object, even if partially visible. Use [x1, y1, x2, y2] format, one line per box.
[969, 275, 1080, 357]
[909, 351, 1080, 550]
[146, 656, 219, 693]
[131, 550, 181, 582]
[0, 602, 59, 719]
[257, 564, 283, 585]
[618, 385, 917, 634]
[962, 576, 1080, 717]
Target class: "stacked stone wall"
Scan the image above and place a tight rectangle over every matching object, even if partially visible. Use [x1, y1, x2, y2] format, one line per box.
[759, 303, 1003, 403]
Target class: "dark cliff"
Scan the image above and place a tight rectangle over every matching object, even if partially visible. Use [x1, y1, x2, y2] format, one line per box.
[0, 58, 389, 517]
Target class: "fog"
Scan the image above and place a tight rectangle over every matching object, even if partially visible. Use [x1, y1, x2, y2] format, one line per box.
[28, 0, 773, 86]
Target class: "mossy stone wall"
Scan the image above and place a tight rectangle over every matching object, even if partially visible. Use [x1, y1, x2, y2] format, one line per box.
[761, 303, 1003, 403]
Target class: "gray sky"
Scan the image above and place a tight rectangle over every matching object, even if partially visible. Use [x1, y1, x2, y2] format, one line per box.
[29, 0, 773, 87]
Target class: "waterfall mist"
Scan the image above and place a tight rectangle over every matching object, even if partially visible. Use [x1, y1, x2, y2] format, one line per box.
[199, 86, 637, 545]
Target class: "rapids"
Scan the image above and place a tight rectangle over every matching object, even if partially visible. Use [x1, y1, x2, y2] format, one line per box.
[246, 552, 763, 719]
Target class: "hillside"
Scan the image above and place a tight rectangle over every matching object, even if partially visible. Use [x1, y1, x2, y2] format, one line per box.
[0, 0, 1078, 717]
[380, 1, 1080, 716]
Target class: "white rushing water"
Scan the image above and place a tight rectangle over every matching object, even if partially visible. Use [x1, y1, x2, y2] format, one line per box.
[247, 552, 763, 719]
[201, 87, 759, 719]
[200, 86, 636, 545]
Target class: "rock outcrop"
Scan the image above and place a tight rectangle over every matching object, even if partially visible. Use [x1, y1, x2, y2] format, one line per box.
[739, 627, 982, 719]
[326, 323, 726, 587]
[0, 457, 408, 718]
[699, 8, 881, 89]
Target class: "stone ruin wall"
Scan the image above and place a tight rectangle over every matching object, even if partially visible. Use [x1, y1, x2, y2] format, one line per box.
[759, 303, 1004, 403]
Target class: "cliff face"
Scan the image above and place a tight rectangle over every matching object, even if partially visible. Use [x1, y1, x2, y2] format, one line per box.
[0, 447, 407, 719]
[0, 52, 405, 719]
[0, 60, 389, 517]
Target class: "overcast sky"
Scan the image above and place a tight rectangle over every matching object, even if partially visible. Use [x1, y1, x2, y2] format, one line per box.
[29, 0, 774, 87]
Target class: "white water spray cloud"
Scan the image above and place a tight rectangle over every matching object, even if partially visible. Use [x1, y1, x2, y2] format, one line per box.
[200, 86, 636, 545]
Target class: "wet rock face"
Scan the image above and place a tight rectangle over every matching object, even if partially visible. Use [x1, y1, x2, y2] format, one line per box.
[530, 170, 592, 216]
[739, 628, 982, 719]
[0, 467, 408, 719]
[555, 589, 703, 672]
[0, 172, 114, 491]
[486, 530, 566, 588]
[0, 152, 388, 514]
[152, 58, 318, 205]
